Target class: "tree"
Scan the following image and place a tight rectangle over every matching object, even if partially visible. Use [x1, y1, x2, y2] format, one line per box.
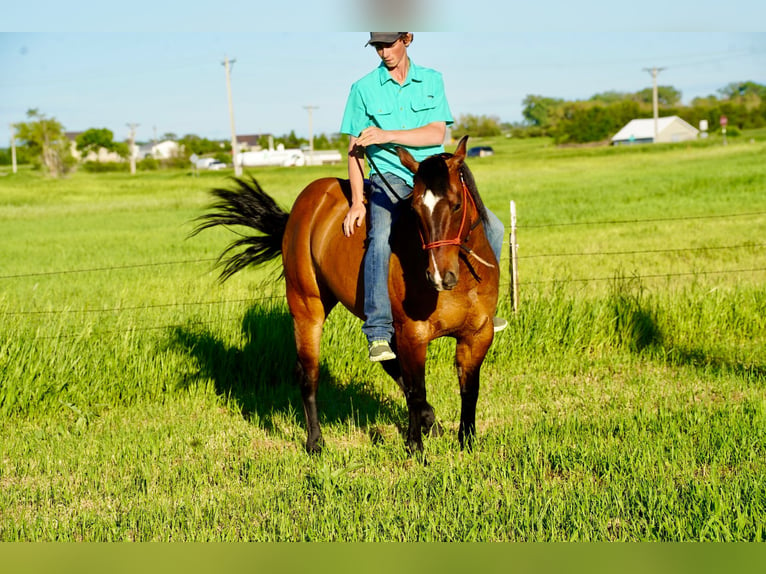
[76, 128, 127, 161]
[718, 81, 766, 100]
[633, 86, 682, 106]
[522, 95, 565, 130]
[277, 130, 305, 149]
[13, 109, 74, 177]
[590, 91, 631, 104]
[452, 114, 502, 138]
[178, 134, 225, 156]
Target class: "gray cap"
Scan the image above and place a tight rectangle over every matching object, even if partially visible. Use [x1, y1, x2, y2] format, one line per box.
[365, 32, 406, 46]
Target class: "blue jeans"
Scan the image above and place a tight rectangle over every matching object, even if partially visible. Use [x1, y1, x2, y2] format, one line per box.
[362, 173, 505, 344]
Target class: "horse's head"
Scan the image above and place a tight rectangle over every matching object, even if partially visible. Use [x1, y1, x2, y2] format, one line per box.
[397, 135, 472, 292]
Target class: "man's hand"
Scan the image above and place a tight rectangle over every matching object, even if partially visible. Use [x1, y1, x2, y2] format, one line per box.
[343, 202, 366, 237]
[355, 127, 394, 148]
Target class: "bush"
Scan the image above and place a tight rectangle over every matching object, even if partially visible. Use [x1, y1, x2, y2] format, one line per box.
[138, 157, 159, 171]
[81, 161, 129, 173]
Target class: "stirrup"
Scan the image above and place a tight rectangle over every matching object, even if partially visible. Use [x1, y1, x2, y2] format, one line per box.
[493, 317, 508, 333]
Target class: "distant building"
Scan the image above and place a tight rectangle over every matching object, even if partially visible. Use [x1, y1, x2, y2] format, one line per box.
[134, 140, 181, 159]
[611, 116, 699, 145]
[236, 134, 267, 151]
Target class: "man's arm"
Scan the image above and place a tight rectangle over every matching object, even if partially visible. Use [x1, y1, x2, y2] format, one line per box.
[354, 121, 446, 149]
[343, 135, 367, 237]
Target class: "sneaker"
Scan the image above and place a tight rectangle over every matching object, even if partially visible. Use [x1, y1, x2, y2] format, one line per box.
[493, 317, 508, 333]
[368, 340, 396, 362]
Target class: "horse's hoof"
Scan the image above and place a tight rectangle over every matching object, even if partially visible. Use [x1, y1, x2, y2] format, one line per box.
[425, 421, 444, 437]
[305, 440, 323, 456]
[405, 439, 424, 457]
[458, 435, 475, 452]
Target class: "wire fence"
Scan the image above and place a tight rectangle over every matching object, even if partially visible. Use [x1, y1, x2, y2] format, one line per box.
[508, 207, 765, 297]
[2, 208, 764, 338]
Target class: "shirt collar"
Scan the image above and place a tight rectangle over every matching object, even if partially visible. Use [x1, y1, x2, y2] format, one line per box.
[377, 59, 420, 86]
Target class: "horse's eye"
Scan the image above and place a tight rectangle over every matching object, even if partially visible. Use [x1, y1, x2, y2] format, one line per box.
[453, 203, 462, 213]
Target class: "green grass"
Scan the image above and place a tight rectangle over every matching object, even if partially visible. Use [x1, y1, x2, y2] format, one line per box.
[1, 135, 765, 540]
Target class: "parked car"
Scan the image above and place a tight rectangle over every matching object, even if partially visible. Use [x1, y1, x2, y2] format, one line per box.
[467, 146, 494, 158]
[194, 157, 227, 170]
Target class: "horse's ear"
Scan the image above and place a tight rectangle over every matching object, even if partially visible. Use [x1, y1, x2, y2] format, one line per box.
[396, 146, 420, 174]
[454, 135, 469, 162]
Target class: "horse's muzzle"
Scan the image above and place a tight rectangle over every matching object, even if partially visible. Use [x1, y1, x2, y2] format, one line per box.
[426, 269, 458, 291]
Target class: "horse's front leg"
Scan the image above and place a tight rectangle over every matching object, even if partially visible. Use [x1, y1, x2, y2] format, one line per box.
[455, 322, 494, 450]
[380, 350, 442, 438]
[395, 337, 430, 454]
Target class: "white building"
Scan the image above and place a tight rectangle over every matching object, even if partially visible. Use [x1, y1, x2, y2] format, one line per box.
[612, 116, 699, 145]
[134, 140, 182, 159]
[236, 144, 342, 168]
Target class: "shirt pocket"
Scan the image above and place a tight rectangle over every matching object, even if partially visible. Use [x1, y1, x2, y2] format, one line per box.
[369, 104, 394, 124]
[411, 95, 438, 113]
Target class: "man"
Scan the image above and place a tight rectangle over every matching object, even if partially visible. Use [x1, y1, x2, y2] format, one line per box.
[340, 32, 506, 362]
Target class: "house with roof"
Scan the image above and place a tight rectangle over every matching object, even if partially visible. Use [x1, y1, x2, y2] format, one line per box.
[237, 134, 268, 151]
[611, 116, 699, 145]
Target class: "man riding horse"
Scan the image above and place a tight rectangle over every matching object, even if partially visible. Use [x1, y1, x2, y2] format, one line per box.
[340, 32, 507, 363]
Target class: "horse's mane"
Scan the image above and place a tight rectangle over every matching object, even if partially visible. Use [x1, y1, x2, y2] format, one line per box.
[419, 153, 490, 226]
[458, 162, 490, 226]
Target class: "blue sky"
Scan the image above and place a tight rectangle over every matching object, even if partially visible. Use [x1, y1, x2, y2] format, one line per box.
[2, 9, 765, 147]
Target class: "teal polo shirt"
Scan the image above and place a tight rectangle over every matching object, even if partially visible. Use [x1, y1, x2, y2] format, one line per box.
[340, 59, 454, 186]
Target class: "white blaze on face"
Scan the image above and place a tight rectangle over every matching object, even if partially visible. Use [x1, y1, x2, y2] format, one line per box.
[422, 188, 444, 289]
[429, 251, 443, 289]
[422, 189, 441, 216]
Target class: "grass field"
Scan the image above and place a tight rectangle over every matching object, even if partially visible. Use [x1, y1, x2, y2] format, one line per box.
[1, 133, 765, 541]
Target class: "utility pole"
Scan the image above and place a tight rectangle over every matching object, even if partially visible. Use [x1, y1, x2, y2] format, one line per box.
[643, 66, 666, 143]
[222, 56, 242, 177]
[303, 105, 318, 156]
[10, 124, 17, 174]
[126, 123, 139, 176]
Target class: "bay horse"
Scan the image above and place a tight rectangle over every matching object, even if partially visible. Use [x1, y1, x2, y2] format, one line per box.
[194, 136, 499, 454]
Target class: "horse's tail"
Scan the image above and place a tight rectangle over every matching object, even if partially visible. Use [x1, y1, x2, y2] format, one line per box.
[192, 175, 289, 282]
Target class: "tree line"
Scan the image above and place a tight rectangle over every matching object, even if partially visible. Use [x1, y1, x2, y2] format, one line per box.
[1, 111, 351, 176]
[426, 82, 766, 144]
[517, 80, 766, 144]
[4, 81, 765, 175]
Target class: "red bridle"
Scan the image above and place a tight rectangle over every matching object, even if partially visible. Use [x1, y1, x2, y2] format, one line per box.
[419, 177, 478, 251]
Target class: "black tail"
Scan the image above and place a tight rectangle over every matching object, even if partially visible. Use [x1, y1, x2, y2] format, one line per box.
[192, 176, 289, 282]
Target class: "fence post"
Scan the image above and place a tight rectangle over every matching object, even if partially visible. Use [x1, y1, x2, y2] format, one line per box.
[510, 200, 519, 313]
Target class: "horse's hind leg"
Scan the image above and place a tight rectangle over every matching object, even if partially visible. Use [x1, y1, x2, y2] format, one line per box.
[289, 292, 333, 454]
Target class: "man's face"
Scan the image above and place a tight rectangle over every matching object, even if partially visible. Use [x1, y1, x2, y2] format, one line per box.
[372, 35, 409, 70]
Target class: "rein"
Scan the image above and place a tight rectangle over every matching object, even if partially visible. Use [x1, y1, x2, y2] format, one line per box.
[419, 177, 474, 250]
[358, 145, 495, 270]
[419, 177, 496, 269]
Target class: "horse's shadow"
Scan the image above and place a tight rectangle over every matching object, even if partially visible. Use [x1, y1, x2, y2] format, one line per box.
[170, 302, 407, 439]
